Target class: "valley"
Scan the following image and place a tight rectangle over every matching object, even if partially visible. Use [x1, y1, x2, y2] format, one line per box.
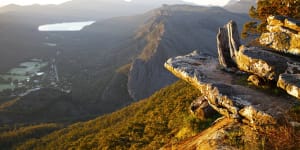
[3, 0, 298, 149]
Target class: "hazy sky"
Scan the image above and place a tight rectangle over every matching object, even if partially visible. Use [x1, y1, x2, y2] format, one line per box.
[0, 0, 234, 7]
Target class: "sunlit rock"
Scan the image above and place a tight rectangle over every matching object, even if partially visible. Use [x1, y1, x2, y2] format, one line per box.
[217, 20, 240, 69]
[284, 18, 300, 32]
[165, 51, 294, 126]
[260, 15, 300, 55]
[278, 73, 300, 99]
[236, 46, 288, 81]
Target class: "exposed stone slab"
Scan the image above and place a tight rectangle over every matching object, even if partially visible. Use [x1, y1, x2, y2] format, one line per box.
[217, 27, 234, 68]
[217, 21, 240, 69]
[278, 73, 300, 99]
[236, 46, 288, 81]
[165, 51, 295, 126]
[227, 20, 241, 60]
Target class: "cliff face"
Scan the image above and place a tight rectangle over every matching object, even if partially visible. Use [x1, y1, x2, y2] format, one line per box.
[128, 5, 248, 100]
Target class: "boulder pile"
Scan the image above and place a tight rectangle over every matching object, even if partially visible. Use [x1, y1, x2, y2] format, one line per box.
[163, 16, 300, 149]
[165, 17, 300, 127]
[260, 15, 300, 55]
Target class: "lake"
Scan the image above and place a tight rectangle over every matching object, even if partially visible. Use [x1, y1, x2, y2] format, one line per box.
[38, 21, 95, 31]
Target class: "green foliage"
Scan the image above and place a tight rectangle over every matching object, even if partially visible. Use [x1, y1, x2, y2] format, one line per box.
[242, 0, 300, 39]
[16, 80, 218, 150]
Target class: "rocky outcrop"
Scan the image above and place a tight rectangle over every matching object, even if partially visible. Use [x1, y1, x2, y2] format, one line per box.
[163, 18, 300, 149]
[216, 18, 300, 99]
[260, 15, 300, 55]
[165, 51, 295, 126]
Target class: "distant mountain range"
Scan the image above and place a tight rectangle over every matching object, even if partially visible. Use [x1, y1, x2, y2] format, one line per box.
[128, 5, 248, 100]
[0, 1, 251, 125]
[0, 0, 255, 21]
[225, 0, 256, 13]
[0, 0, 189, 21]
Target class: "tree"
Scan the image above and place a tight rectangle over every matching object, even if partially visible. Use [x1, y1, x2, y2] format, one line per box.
[242, 0, 300, 39]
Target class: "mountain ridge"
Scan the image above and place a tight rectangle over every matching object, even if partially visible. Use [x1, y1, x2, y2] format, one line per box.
[128, 5, 248, 100]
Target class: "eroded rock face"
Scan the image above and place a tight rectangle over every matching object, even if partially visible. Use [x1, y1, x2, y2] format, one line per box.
[165, 51, 295, 126]
[236, 46, 288, 81]
[278, 73, 300, 99]
[260, 15, 300, 55]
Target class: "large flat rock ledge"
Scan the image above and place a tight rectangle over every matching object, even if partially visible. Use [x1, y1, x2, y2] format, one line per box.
[165, 51, 295, 126]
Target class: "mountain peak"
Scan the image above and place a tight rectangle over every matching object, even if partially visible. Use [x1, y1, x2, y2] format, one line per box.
[224, 0, 256, 13]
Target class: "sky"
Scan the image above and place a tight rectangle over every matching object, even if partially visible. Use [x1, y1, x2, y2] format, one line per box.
[0, 0, 234, 7]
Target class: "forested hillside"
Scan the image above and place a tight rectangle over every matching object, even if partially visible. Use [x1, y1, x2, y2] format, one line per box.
[14, 80, 218, 150]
